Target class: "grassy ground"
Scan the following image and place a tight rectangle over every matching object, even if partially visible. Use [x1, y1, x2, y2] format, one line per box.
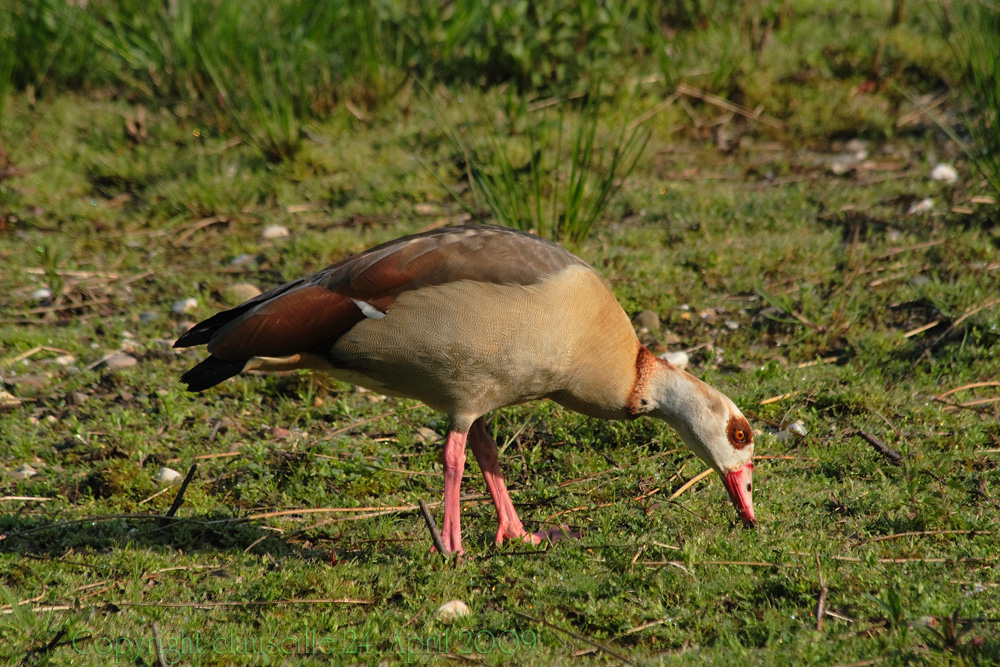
[2, 2, 999, 666]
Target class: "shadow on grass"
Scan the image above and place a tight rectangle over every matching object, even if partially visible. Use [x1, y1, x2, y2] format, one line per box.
[0, 512, 407, 565]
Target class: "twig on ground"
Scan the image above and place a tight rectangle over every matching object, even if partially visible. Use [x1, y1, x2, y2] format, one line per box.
[114, 598, 373, 608]
[173, 216, 228, 246]
[759, 391, 799, 405]
[797, 355, 844, 368]
[851, 530, 991, 547]
[676, 83, 783, 128]
[247, 504, 422, 520]
[623, 618, 670, 635]
[1, 345, 73, 366]
[641, 560, 796, 568]
[668, 469, 714, 500]
[514, 610, 638, 667]
[418, 499, 450, 557]
[815, 551, 828, 632]
[151, 623, 169, 667]
[903, 320, 942, 338]
[160, 464, 198, 527]
[850, 430, 902, 465]
[935, 296, 1000, 345]
[23, 629, 66, 662]
[627, 91, 681, 129]
[242, 535, 269, 554]
[935, 381, 1000, 402]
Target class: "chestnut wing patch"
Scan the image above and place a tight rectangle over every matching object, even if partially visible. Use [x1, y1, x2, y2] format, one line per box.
[207, 285, 365, 360]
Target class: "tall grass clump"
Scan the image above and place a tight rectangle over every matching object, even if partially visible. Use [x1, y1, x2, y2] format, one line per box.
[0, 0, 98, 96]
[445, 94, 649, 244]
[950, 2, 1000, 197]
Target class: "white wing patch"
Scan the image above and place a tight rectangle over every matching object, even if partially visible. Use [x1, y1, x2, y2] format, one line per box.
[351, 298, 386, 319]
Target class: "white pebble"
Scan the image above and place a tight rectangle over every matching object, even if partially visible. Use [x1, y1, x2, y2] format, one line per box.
[907, 198, 934, 215]
[845, 139, 869, 160]
[155, 467, 183, 484]
[53, 355, 76, 366]
[435, 600, 470, 622]
[930, 163, 958, 184]
[30, 288, 52, 301]
[172, 297, 198, 315]
[11, 464, 37, 480]
[724, 320, 740, 330]
[829, 154, 857, 176]
[787, 421, 808, 437]
[261, 224, 290, 241]
[0, 390, 22, 410]
[659, 350, 689, 369]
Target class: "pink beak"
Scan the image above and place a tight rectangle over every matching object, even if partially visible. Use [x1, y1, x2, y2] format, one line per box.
[723, 462, 756, 527]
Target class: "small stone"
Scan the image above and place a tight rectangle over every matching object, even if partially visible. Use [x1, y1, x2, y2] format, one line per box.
[662, 332, 682, 345]
[155, 467, 183, 484]
[844, 139, 869, 160]
[909, 275, 930, 287]
[44, 415, 57, 424]
[829, 154, 857, 175]
[30, 288, 52, 302]
[99, 353, 138, 371]
[53, 355, 76, 366]
[224, 282, 262, 305]
[0, 391, 22, 410]
[69, 391, 90, 406]
[787, 421, 808, 437]
[139, 311, 158, 324]
[435, 600, 470, 623]
[724, 320, 740, 330]
[268, 426, 291, 439]
[261, 224, 290, 241]
[11, 464, 37, 480]
[632, 310, 661, 332]
[172, 297, 198, 315]
[659, 350, 689, 369]
[907, 198, 934, 215]
[930, 163, 958, 184]
[416, 427, 441, 443]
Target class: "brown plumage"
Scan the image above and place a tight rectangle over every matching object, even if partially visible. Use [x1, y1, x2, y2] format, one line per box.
[176, 224, 755, 553]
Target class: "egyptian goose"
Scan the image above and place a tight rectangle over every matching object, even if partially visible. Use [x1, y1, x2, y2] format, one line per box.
[175, 224, 755, 553]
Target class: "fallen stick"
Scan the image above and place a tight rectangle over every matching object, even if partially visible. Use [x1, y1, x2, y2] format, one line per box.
[418, 499, 450, 557]
[160, 464, 198, 527]
[851, 430, 902, 465]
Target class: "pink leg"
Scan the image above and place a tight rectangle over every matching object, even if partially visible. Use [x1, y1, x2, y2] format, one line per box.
[440, 430, 468, 555]
[468, 419, 578, 546]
